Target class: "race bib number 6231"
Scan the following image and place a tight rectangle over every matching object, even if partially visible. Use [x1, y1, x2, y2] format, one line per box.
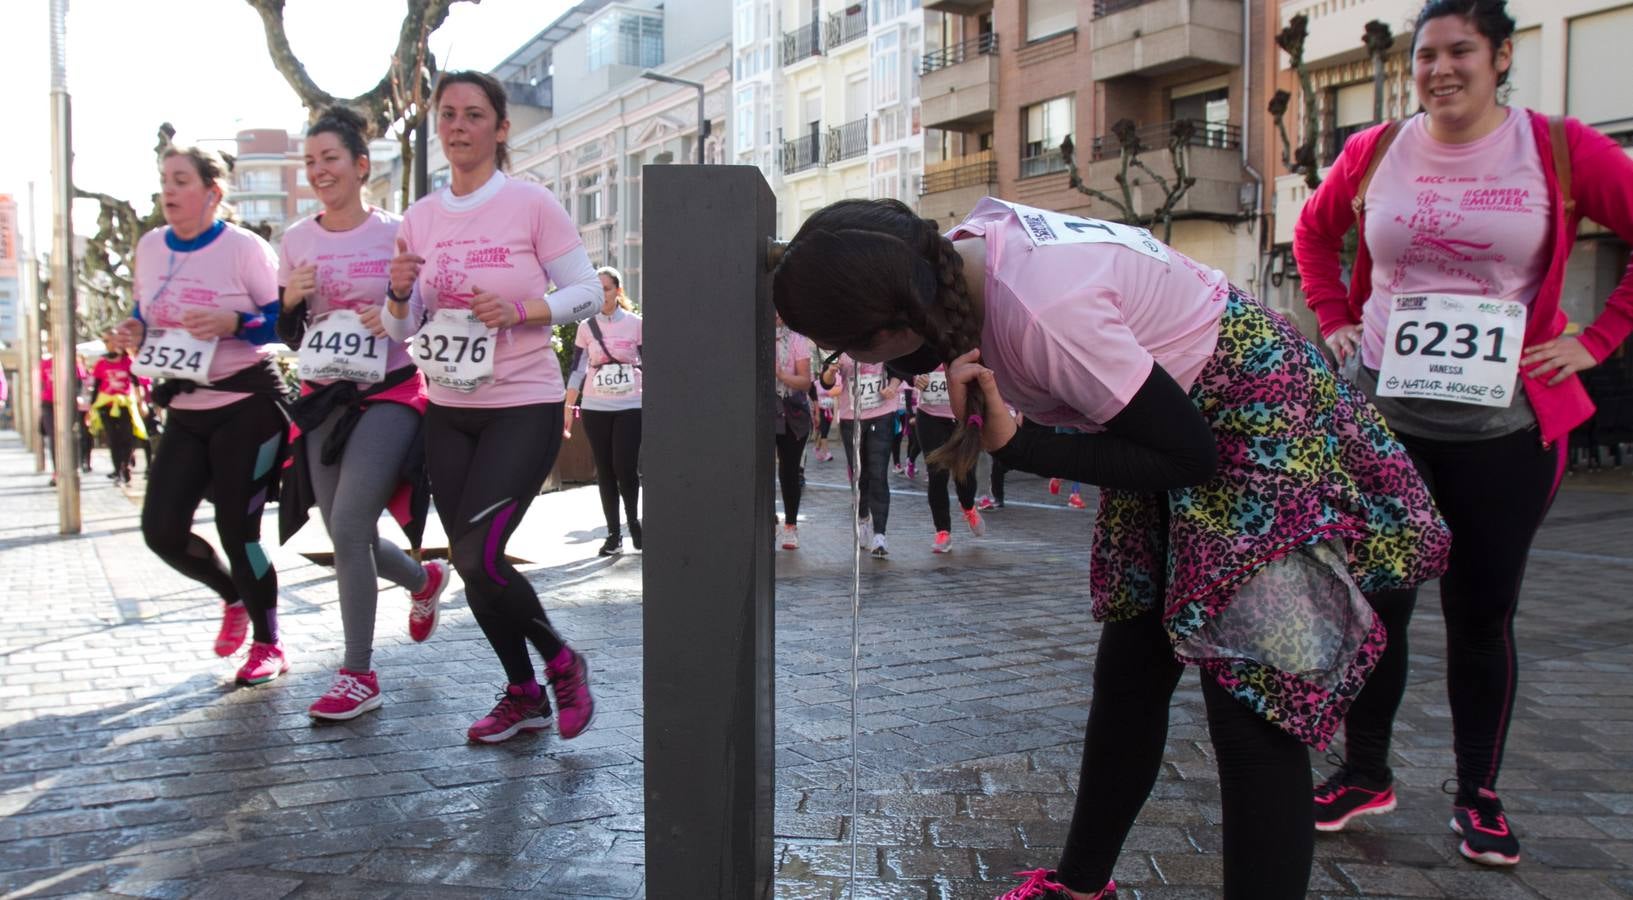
[131, 328, 218, 382]
[1376, 294, 1526, 408]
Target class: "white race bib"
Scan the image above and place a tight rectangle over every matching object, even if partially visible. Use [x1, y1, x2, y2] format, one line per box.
[299, 310, 387, 384]
[853, 373, 885, 411]
[131, 328, 218, 383]
[410, 309, 495, 393]
[1376, 294, 1526, 408]
[994, 199, 1170, 263]
[920, 372, 950, 408]
[591, 362, 636, 395]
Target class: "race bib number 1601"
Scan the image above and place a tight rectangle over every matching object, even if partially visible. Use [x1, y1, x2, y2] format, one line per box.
[1376, 294, 1526, 408]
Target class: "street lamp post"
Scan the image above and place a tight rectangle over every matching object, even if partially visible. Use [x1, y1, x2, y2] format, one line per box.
[640, 72, 707, 165]
[49, 0, 80, 534]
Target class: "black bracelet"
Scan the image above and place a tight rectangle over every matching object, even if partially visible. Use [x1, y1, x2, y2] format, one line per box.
[386, 286, 411, 303]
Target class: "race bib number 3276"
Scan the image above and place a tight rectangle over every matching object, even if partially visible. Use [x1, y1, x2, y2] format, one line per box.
[411, 309, 495, 393]
[1376, 294, 1526, 408]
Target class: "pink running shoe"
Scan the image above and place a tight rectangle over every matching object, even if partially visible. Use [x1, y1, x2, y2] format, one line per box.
[781, 524, 800, 550]
[308, 669, 382, 721]
[1048, 478, 1062, 495]
[931, 531, 952, 554]
[236, 641, 289, 686]
[408, 560, 448, 643]
[906, 460, 916, 479]
[976, 495, 997, 511]
[997, 869, 1116, 899]
[1067, 492, 1087, 510]
[547, 646, 596, 740]
[963, 507, 986, 537]
[214, 602, 249, 657]
[467, 684, 552, 744]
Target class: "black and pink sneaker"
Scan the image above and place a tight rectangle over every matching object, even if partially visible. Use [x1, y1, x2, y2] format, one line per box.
[1314, 765, 1397, 832]
[996, 869, 1115, 900]
[1451, 787, 1521, 866]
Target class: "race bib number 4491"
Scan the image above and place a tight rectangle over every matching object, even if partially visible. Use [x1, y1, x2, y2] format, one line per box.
[300, 310, 386, 383]
[1376, 294, 1526, 408]
[131, 329, 218, 382]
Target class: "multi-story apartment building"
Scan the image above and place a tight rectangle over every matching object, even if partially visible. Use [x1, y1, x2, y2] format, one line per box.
[921, 0, 1267, 289]
[232, 129, 318, 237]
[1264, 0, 1633, 340]
[419, 0, 732, 302]
[771, 0, 926, 238]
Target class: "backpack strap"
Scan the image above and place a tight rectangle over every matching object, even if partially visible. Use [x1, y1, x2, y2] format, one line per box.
[1549, 115, 1576, 220]
[1351, 120, 1407, 219]
[586, 316, 630, 368]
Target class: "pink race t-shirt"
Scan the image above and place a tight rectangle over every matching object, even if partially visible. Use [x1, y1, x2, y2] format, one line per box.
[775, 327, 812, 398]
[572, 308, 643, 411]
[399, 175, 582, 408]
[279, 208, 426, 409]
[133, 224, 280, 411]
[949, 198, 1227, 428]
[93, 356, 134, 396]
[830, 356, 899, 421]
[1359, 109, 1551, 369]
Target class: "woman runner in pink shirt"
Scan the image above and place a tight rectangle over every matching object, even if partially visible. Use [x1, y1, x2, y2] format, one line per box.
[819, 354, 902, 557]
[1294, 0, 1633, 865]
[275, 107, 446, 722]
[774, 197, 1449, 899]
[912, 364, 985, 552]
[114, 146, 292, 686]
[563, 266, 644, 557]
[382, 72, 600, 745]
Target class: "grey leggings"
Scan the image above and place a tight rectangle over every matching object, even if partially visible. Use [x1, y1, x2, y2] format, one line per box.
[308, 402, 427, 672]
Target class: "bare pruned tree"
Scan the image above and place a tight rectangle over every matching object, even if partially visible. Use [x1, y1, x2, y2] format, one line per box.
[245, 0, 476, 202]
[1270, 13, 1322, 190]
[1059, 119, 1198, 245]
[73, 124, 175, 340]
[1363, 20, 1396, 123]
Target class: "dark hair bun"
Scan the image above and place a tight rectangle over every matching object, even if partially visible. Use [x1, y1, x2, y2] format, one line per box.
[308, 106, 371, 159]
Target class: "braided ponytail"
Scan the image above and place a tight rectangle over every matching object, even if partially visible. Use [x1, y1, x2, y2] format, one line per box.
[906, 221, 987, 481]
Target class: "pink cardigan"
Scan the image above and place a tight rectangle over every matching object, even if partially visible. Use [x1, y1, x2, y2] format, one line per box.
[1293, 111, 1633, 445]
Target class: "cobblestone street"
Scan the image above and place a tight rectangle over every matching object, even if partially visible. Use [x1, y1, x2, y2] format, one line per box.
[1, 432, 1630, 898]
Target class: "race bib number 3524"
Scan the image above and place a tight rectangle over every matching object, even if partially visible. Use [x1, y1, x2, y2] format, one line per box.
[410, 309, 495, 393]
[1376, 294, 1526, 408]
[131, 329, 218, 382]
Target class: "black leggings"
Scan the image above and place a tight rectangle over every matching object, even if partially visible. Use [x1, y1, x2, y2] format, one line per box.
[839, 416, 892, 533]
[916, 413, 976, 532]
[1344, 427, 1564, 789]
[775, 428, 808, 526]
[581, 407, 642, 535]
[425, 401, 567, 685]
[1056, 604, 1313, 899]
[99, 405, 135, 475]
[141, 396, 288, 644]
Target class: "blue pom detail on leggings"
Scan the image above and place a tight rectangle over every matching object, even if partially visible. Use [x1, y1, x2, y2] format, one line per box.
[246, 541, 270, 579]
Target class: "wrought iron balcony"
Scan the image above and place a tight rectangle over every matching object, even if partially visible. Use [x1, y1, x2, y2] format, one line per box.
[1089, 119, 1241, 161]
[781, 21, 823, 66]
[826, 7, 868, 50]
[780, 131, 828, 175]
[827, 118, 868, 163]
[920, 32, 998, 75]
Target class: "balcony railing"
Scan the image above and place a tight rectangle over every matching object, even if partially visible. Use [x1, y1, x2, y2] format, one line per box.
[780, 130, 828, 175]
[1093, 0, 1151, 17]
[1090, 119, 1241, 161]
[781, 21, 823, 66]
[826, 6, 868, 50]
[920, 32, 999, 75]
[920, 157, 998, 194]
[827, 118, 869, 163]
[1019, 148, 1067, 179]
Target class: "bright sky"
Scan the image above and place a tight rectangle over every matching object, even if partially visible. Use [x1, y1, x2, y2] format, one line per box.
[0, 0, 572, 247]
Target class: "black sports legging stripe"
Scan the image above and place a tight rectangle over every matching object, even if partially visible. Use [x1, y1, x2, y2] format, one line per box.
[775, 428, 807, 526]
[839, 416, 892, 533]
[915, 412, 976, 532]
[1057, 603, 1313, 899]
[99, 406, 135, 475]
[581, 407, 642, 536]
[424, 401, 567, 685]
[1342, 427, 1564, 790]
[141, 396, 287, 645]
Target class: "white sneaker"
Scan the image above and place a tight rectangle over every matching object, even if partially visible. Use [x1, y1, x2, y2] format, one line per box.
[856, 517, 873, 551]
[870, 533, 889, 558]
[781, 524, 799, 550]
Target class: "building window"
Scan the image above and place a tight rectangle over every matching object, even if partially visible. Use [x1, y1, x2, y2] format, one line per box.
[1567, 6, 1633, 137]
[588, 9, 664, 71]
[1025, 0, 1076, 43]
[736, 86, 757, 153]
[578, 172, 603, 225]
[872, 31, 901, 107]
[1324, 82, 1372, 165]
[296, 198, 320, 216]
[1021, 96, 1073, 178]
